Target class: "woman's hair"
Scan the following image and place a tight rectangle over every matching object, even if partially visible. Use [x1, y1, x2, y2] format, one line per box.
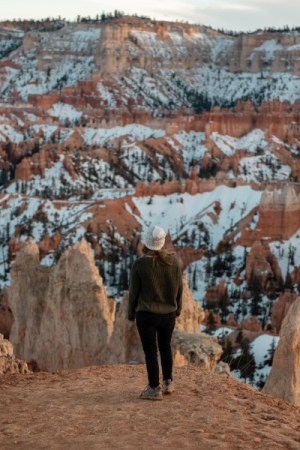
[142, 245, 174, 265]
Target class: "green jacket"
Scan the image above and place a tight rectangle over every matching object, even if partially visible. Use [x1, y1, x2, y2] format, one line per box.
[128, 254, 183, 321]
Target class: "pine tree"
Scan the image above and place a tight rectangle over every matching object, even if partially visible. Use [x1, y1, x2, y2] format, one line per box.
[205, 256, 212, 282]
[206, 310, 217, 334]
[232, 338, 256, 384]
[256, 374, 266, 390]
[221, 340, 233, 365]
[213, 255, 225, 277]
[284, 272, 293, 290]
[192, 267, 197, 290]
[264, 338, 277, 366]
[236, 329, 243, 344]
[251, 291, 262, 317]
[219, 288, 230, 323]
[119, 267, 129, 291]
[288, 244, 295, 266]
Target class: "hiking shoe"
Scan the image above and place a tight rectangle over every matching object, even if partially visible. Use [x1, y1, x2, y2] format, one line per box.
[162, 379, 175, 395]
[139, 385, 163, 401]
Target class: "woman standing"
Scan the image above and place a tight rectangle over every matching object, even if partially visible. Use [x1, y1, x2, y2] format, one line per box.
[128, 225, 183, 400]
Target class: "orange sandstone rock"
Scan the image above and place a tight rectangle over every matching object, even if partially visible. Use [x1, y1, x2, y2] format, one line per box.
[271, 292, 298, 334]
[245, 240, 282, 290]
[263, 297, 300, 406]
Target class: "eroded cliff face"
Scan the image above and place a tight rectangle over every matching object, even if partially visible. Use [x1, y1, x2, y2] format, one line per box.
[240, 185, 300, 245]
[93, 19, 221, 75]
[263, 297, 300, 406]
[258, 186, 300, 240]
[271, 292, 298, 333]
[245, 240, 282, 290]
[8, 239, 220, 372]
[224, 32, 300, 75]
[2, 18, 300, 117]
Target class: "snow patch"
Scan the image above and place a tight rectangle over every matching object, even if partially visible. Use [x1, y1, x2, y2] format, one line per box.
[83, 124, 165, 146]
[211, 129, 268, 156]
[270, 229, 300, 280]
[252, 39, 283, 61]
[48, 103, 82, 124]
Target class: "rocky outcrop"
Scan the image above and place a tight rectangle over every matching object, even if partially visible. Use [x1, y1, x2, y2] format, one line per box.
[14, 148, 54, 181]
[135, 178, 243, 197]
[172, 329, 223, 371]
[226, 329, 261, 348]
[9, 239, 222, 372]
[9, 238, 115, 371]
[258, 186, 300, 240]
[263, 297, 300, 406]
[225, 32, 300, 76]
[9, 239, 50, 370]
[242, 186, 300, 244]
[105, 291, 144, 365]
[0, 289, 13, 339]
[245, 240, 282, 291]
[176, 277, 204, 333]
[271, 292, 298, 333]
[239, 316, 262, 332]
[0, 333, 29, 375]
[205, 278, 228, 308]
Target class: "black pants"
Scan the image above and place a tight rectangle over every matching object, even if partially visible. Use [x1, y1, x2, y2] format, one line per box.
[136, 311, 176, 388]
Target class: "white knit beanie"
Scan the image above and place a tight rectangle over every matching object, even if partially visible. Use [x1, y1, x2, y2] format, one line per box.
[142, 225, 166, 251]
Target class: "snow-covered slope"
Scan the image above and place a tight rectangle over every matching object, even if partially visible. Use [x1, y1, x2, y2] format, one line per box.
[1, 20, 300, 108]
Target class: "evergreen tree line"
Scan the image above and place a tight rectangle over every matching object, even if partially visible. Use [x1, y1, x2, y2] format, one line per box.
[0, 39, 23, 59]
[219, 332, 277, 389]
[206, 24, 300, 37]
[2, 15, 298, 35]
[76, 11, 149, 23]
[0, 18, 65, 32]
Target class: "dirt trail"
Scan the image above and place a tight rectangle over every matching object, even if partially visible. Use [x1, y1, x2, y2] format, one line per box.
[1, 365, 300, 450]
